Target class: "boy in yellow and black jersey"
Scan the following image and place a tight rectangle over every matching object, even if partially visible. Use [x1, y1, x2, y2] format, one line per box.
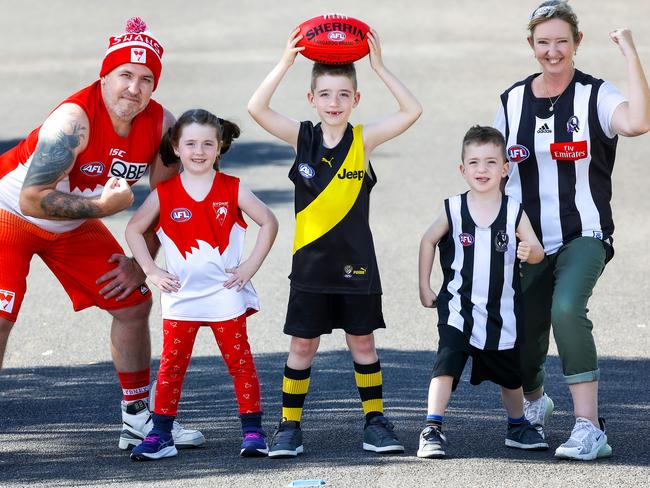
[248, 26, 422, 457]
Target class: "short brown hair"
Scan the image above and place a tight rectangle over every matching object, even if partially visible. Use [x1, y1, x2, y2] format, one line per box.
[528, 1, 580, 43]
[310, 62, 357, 92]
[461, 125, 507, 161]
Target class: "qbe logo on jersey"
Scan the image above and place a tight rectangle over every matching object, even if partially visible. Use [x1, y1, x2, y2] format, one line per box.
[109, 159, 148, 182]
[0, 289, 15, 314]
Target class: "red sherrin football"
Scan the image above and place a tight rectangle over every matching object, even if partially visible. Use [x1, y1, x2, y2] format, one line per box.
[296, 14, 370, 64]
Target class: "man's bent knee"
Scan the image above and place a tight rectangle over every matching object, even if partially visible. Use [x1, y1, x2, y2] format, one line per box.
[108, 298, 152, 323]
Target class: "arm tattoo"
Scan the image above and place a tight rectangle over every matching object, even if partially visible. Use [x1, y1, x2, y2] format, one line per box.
[22, 123, 99, 218]
[40, 191, 101, 219]
[23, 124, 85, 188]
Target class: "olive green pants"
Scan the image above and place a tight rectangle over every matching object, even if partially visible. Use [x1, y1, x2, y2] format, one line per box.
[520, 237, 607, 393]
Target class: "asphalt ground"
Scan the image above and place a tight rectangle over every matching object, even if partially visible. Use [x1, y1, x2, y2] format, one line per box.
[0, 1, 649, 487]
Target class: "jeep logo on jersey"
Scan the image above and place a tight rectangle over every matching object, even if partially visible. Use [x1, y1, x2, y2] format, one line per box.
[171, 208, 192, 222]
[109, 159, 148, 181]
[507, 145, 530, 163]
[80, 161, 105, 176]
[459, 233, 474, 247]
[328, 31, 346, 41]
[337, 168, 364, 180]
[212, 202, 228, 225]
[298, 163, 315, 179]
[0, 289, 15, 314]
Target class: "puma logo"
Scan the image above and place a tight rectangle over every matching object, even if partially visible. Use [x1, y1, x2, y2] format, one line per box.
[321, 156, 334, 167]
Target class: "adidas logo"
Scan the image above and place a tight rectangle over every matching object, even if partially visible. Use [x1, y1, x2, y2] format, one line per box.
[537, 123, 552, 134]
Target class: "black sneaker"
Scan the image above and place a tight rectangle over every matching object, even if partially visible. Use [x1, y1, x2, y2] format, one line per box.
[506, 422, 549, 450]
[417, 425, 447, 459]
[362, 415, 404, 453]
[268, 420, 303, 458]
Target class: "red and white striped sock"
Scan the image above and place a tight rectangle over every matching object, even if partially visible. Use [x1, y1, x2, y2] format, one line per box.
[117, 369, 151, 403]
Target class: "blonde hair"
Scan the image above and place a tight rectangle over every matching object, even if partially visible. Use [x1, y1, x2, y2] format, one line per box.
[528, 1, 580, 43]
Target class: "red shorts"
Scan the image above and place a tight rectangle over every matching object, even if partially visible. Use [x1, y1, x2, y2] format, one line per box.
[0, 209, 151, 322]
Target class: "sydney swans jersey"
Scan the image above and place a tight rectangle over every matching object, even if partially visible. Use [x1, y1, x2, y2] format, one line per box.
[289, 121, 381, 294]
[0, 80, 163, 233]
[436, 193, 523, 351]
[156, 172, 259, 321]
[495, 70, 626, 254]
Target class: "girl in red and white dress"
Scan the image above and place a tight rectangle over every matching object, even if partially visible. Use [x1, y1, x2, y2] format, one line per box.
[125, 109, 278, 460]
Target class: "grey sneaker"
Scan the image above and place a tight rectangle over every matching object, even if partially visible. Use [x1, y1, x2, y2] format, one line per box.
[505, 422, 549, 450]
[417, 425, 447, 459]
[363, 415, 405, 453]
[268, 420, 303, 458]
[523, 393, 554, 438]
[554, 417, 612, 460]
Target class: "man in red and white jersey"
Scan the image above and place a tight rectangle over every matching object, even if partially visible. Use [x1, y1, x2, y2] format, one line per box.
[0, 17, 204, 450]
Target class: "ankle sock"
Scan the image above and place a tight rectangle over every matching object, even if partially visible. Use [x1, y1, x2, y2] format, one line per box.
[508, 415, 528, 427]
[426, 414, 443, 427]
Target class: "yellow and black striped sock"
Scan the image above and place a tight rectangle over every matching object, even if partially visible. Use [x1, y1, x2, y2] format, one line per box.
[281, 364, 311, 426]
[354, 360, 383, 424]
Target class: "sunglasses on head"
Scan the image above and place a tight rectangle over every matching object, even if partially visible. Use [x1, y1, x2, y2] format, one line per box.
[530, 4, 559, 20]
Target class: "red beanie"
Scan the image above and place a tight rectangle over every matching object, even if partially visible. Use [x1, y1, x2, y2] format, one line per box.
[99, 17, 164, 90]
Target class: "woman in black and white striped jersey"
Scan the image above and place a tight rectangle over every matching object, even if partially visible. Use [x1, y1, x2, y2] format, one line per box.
[494, 0, 650, 460]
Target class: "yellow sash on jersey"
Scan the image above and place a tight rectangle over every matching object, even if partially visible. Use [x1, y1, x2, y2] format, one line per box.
[293, 125, 365, 254]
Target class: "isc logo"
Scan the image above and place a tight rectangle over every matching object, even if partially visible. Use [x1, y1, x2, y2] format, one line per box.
[80, 162, 105, 176]
[171, 208, 192, 222]
[109, 159, 148, 181]
[507, 144, 530, 163]
[328, 31, 346, 41]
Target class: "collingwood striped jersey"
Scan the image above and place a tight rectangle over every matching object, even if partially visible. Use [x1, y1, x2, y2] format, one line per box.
[288, 121, 381, 294]
[494, 70, 626, 254]
[437, 193, 523, 350]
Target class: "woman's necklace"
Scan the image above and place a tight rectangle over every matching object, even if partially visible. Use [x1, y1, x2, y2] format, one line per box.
[541, 74, 569, 112]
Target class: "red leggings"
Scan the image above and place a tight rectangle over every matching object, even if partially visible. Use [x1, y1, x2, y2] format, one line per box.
[153, 314, 261, 417]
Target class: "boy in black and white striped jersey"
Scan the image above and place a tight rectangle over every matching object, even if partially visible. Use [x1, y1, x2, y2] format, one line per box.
[416, 126, 546, 459]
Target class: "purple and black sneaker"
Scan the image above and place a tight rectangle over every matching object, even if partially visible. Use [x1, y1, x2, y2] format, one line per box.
[240, 427, 269, 457]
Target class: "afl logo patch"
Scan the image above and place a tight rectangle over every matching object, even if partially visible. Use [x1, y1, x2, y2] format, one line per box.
[328, 31, 346, 41]
[507, 144, 530, 163]
[459, 233, 474, 247]
[171, 208, 192, 222]
[298, 163, 315, 179]
[80, 162, 105, 176]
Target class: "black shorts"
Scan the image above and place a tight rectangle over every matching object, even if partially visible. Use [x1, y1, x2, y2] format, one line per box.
[432, 325, 522, 391]
[283, 288, 386, 339]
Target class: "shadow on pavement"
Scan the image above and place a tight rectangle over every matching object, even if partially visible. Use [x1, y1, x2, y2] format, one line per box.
[0, 139, 21, 154]
[0, 350, 648, 485]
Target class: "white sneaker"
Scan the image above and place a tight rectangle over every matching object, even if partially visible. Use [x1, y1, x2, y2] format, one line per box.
[554, 417, 612, 461]
[524, 393, 554, 439]
[118, 399, 205, 450]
